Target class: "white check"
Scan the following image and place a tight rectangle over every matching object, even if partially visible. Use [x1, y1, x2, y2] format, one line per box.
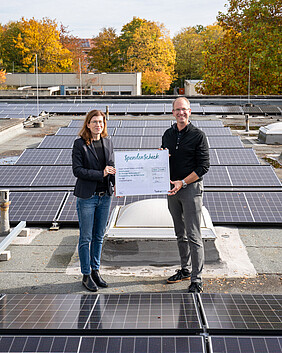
[115, 149, 170, 196]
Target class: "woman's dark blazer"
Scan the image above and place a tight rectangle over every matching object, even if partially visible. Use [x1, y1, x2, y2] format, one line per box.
[72, 136, 115, 199]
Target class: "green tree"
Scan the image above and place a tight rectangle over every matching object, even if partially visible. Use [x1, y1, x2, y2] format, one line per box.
[173, 27, 204, 81]
[198, 0, 281, 95]
[0, 21, 25, 72]
[88, 27, 121, 72]
[119, 17, 146, 69]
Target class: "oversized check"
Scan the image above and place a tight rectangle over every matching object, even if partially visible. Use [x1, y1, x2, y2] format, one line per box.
[115, 149, 170, 196]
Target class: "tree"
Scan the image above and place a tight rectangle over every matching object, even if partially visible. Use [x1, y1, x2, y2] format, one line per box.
[119, 17, 146, 69]
[88, 27, 121, 72]
[198, 0, 281, 95]
[173, 27, 204, 81]
[0, 21, 25, 72]
[0, 69, 6, 84]
[124, 21, 175, 75]
[122, 19, 176, 93]
[142, 69, 171, 94]
[14, 17, 73, 73]
[59, 24, 86, 72]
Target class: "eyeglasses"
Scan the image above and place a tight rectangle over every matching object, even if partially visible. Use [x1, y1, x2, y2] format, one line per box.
[174, 108, 190, 112]
[89, 120, 104, 125]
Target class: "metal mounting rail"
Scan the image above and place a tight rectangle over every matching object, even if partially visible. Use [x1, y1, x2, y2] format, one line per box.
[0, 221, 26, 254]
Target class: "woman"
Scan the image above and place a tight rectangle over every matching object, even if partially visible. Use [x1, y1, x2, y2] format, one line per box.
[72, 110, 116, 292]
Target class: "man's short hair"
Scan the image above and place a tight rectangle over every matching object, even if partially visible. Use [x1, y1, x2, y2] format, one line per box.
[172, 97, 191, 109]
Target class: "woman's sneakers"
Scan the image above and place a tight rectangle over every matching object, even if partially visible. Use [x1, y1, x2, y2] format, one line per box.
[82, 274, 98, 292]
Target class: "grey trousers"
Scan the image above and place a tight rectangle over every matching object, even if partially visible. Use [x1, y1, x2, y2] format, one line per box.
[167, 180, 204, 283]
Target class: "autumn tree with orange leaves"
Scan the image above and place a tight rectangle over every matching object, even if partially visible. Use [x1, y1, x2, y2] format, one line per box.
[14, 17, 73, 73]
[0, 70, 6, 84]
[88, 27, 121, 72]
[198, 0, 281, 95]
[142, 69, 171, 94]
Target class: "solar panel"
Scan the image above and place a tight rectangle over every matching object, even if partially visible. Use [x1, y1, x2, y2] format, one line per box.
[109, 104, 127, 114]
[31, 166, 75, 187]
[210, 336, 282, 353]
[203, 166, 231, 186]
[15, 149, 73, 166]
[143, 126, 168, 136]
[191, 106, 204, 114]
[0, 166, 41, 187]
[207, 136, 243, 148]
[115, 127, 144, 136]
[121, 120, 147, 128]
[85, 293, 201, 331]
[38, 136, 77, 149]
[200, 127, 232, 136]
[200, 293, 282, 333]
[56, 127, 114, 136]
[202, 106, 224, 114]
[221, 106, 244, 114]
[127, 104, 147, 114]
[245, 191, 282, 223]
[68, 120, 83, 127]
[0, 293, 201, 332]
[164, 103, 173, 114]
[145, 120, 172, 128]
[259, 105, 282, 115]
[0, 294, 90, 330]
[203, 192, 255, 223]
[204, 191, 282, 224]
[56, 127, 80, 136]
[56, 193, 78, 223]
[111, 136, 141, 149]
[215, 148, 260, 165]
[68, 119, 120, 128]
[15, 149, 62, 165]
[193, 120, 224, 127]
[146, 104, 165, 114]
[205, 165, 281, 188]
[55, 149, 72, 165]
[124, 194, 166, 206]
[227, 165, 281, 187]
[106, 120, 121, 128]
[0, 335, 205, 353]
[141, 136, 161, 149]
[9, 192, 66, 223]
[52, 106, 72, 113]
[242, 106, 263, 115]
[208, 149, 219, 165]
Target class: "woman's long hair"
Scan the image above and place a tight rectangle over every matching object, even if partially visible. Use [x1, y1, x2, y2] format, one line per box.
[79, 110, 108, 145]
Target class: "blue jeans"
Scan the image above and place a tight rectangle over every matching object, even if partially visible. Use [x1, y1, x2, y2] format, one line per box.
[76, 194, 112, 275]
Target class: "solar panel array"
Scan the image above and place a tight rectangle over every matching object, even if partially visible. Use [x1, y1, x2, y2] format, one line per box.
[2, 165, 279, 190]
[2, 118, 281, 225]
[0, 293, 281, 352]
[56, 191, 282, 225]
[1, 102, 281, 119]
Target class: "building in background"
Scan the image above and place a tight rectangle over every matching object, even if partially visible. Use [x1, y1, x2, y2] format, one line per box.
[3, 72, 142, 96]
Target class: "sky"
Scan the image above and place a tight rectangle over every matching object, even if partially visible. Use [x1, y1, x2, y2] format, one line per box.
[1, 0, 228, 38]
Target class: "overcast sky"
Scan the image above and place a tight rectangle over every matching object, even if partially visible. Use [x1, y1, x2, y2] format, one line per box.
[1, 0, 228, 38]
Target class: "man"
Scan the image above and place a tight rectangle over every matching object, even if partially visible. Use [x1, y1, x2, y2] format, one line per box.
[162, 97, 210, 293]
